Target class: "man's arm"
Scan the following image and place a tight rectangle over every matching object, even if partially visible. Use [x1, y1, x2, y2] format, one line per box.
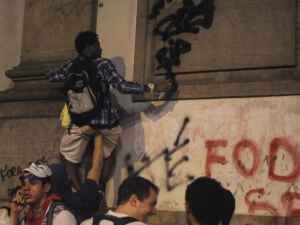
[95, 58, 152, 94]
[86, 134, 103, 183]
[9, 186, 28, 225]
[73, 134, 104, 217]
[47, 61, 73, 82]
[9, 203, 19, 225]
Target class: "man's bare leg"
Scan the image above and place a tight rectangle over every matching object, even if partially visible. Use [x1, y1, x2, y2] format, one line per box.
[61, 124, 97, 191]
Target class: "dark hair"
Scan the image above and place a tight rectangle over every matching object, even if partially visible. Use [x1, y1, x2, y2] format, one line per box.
[185, 177, 235, 225]
[221, 189, 235, 225]
[117, 176, 159, 205]
[75, 30, 99, 54]
[9, 185, 22, 201]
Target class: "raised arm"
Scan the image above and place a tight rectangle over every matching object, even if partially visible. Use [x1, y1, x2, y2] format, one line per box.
[95, 58, 151, 94]
[47, 61, 73, 82]
[86, 134, 103, 183]
[10, 188, 26, 225]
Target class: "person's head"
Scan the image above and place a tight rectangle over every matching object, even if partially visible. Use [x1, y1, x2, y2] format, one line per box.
[221, 189, 235, 225]
[117, 176, 159, 222]
[19, 163, 52, 206]
[75, 30, 102, 59]
[185, 177, 235, 225]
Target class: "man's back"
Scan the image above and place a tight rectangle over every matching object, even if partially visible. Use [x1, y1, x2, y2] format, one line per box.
[80, 210, 146, 225]
[81, 176, 159, 225]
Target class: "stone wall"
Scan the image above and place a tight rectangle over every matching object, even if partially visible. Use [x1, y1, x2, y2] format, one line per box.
[0, 1, 300, 225]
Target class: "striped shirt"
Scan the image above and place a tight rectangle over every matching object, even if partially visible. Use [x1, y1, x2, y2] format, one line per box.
[48, 57, 148, 128]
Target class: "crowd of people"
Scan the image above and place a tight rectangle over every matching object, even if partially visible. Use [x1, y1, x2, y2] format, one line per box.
[8, 160, 235, 225]
[4, 30, 235, 225]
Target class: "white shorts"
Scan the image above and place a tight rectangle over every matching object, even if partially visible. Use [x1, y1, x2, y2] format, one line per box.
[60, 125, 122, 163]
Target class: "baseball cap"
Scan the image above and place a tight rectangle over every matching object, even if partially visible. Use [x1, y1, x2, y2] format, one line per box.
[20, 163, 52, 182]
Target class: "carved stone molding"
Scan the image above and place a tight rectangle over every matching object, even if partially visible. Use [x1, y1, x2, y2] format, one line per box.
[0, 0, 98, 102]
[133, 0, 300, 101]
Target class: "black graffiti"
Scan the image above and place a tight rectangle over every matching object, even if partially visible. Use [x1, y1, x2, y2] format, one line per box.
[149, 0, 172, 19]
[125, 117, 194, 191]
[174, 117, 190, 146]
[0, 156, 48, 183]
[155, 38, 191, 93]
[149, 0, 215, 95]
[0, 165, 23, 183]
[28, 156, 48, 166]
[153, 0, 215, 41]
[164, 139, 194, 191]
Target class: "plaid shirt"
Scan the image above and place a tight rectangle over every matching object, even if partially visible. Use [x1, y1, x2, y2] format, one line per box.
[48, 57, 148, 128]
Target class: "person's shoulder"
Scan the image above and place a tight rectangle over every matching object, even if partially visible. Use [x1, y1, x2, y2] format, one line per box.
[50, 201, 73, 216]
[64, 56, 79, 66]
[80, 217, 93, 225]
[52, 202, 72, 217]
[54, 208, 74, 217]
[53, 208, 77, 225]
[105, 211, 145, 225]
[94, 57, 114, 65]
[126, 221, 146, 225]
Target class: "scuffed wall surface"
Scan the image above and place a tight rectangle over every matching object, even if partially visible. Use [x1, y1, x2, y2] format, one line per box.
[113, 95, 300, 216]
[99, 0, 300, 219]
[0, 0, 24, 91]
[96, 0, 137, 81]
[0, 101, 64, 201]
[0, 1, 299, 225]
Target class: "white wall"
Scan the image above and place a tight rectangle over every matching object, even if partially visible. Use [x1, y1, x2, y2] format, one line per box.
[96, 0, 137, 80]
[0, 0, 25, 91]
[98, 0, 300, 216]
[1, 0, 300, 217]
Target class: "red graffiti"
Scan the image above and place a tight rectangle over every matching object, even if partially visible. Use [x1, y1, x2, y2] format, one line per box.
[281, 191, 300, 217]
[268, 137, 300, 183]
[205, 137, 300, 182]
[233, 139, 260, 177]
[201, 136, 300, 216]
[244, 188, 300, 217]
[205, 140, 228, 177]
[245, 188, 279, 216]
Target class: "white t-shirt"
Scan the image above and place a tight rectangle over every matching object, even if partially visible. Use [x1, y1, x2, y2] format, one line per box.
[53, 209, 77, 225]
[0, 208, 10, 225]
[80, 210, 146, 225]
[18, 208, 77, 225]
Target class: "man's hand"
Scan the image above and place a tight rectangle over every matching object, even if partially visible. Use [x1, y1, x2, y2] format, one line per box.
[147, 83, 155, 93]
[80, 125, 96, 135]
[153, 79, 173, 92]
[10, 190, 26, 225]
[145, 79, 173, 92]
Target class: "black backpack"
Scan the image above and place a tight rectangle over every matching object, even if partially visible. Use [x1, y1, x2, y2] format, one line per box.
[92, 213, 138, 225]
[64, 57, 108, 126]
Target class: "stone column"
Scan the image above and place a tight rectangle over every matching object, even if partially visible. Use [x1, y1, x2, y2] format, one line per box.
[0, 0, 99, 201]
[2, 0, 99, 101]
